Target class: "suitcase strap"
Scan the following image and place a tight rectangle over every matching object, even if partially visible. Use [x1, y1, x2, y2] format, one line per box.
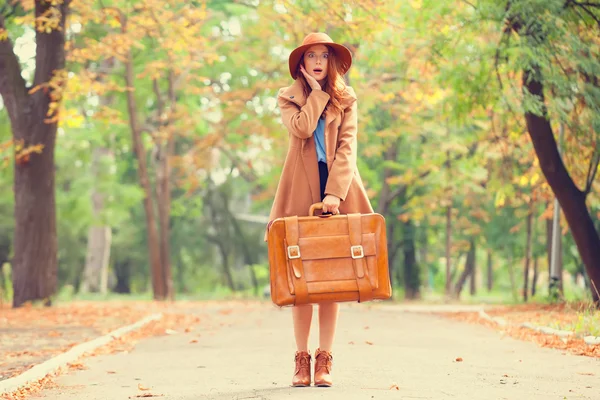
[284, 216, 309, 305]
[348, 214, 374, 302]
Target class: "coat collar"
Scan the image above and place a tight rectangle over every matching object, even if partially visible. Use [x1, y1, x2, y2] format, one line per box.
[278, 79, 306, 107]
[278, 80, 357, 109]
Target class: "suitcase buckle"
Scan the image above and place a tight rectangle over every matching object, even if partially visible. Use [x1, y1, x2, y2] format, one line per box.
[287, 245, 301, 259]
[351, 245, 364, 259]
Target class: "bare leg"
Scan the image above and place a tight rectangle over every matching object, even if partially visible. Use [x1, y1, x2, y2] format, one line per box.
[318, 302, 340, 351]
[292, 304, 313, 351]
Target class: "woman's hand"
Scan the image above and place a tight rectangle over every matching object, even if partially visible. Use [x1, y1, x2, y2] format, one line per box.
[300, 65, 322, 91]
[322, 195, 341, 215]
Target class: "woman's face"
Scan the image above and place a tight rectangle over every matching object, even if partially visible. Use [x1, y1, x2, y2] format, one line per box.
[303, 44, 329, 83]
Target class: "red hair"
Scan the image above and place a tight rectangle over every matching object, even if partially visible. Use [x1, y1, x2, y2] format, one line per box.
[296, 46, 347, 117]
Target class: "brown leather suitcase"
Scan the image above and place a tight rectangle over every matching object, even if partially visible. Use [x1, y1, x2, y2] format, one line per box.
[267, 203, 392, 306]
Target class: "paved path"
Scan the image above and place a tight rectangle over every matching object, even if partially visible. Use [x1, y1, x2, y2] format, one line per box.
[38, 301, 598, 400]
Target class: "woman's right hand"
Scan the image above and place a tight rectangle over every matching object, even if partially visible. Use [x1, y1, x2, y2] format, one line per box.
[300, 65, 322, 91]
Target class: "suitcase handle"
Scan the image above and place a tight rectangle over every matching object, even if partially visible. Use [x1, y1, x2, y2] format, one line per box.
[309, 202, 324, 216]
[309, 202, 335, 218]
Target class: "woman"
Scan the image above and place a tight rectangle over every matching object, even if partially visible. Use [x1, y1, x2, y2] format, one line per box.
[267, 32, 374, 387]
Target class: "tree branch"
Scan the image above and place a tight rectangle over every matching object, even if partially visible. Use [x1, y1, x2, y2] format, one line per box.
[567, 0, 600, 26]
[584, 151, 600, 196]
[218, 145, 260, 184]
[0, 13, 29, 125]
[33, 0, 70, 87]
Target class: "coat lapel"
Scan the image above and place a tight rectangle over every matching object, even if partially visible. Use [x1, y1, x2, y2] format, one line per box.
[279, 80, 321, 204]
[278, 82, 357, 203]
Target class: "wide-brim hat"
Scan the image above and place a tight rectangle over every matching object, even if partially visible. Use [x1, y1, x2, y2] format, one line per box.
[288, 32, 352, 80]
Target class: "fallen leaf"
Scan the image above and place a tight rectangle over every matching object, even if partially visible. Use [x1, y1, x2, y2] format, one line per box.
[138, 383, 150, 391]
[503, 374, 508, 377]
[184, 327, 193, 333]
[67, 362, 87, 370]
[365, 341, 373, 345]
[364, 326, 370, 330]
[348, 341, 354, 345]
[390, 384, 400, 390]
[455, 357, 463, 362]
[577, 372, 594, 376]
[130, 394, 164, 398]
[189, 339, 198, 344]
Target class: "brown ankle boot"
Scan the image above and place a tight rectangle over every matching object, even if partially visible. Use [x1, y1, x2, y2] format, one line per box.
[314, 348, 333, 387]
[292, 351, 311, 387]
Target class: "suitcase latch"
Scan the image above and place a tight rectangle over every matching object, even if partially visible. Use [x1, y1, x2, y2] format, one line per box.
[287, 245, 301, 259]
[351, 245, 364, 259]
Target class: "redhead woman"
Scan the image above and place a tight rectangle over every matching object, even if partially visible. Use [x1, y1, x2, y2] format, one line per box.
[266, 32, 374, 387]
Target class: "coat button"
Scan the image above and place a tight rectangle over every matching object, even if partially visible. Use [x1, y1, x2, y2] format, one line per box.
[290, 96, 294, 99]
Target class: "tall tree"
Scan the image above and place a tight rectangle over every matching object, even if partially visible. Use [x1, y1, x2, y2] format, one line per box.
[506, 1, 600, 303]
[0, 0, 72, 307]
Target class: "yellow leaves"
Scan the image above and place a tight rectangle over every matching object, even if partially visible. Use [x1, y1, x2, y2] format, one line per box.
[94, 106, 127, 126]
[28, 69, 68, 124]
[495, 191, 506, 208]
[14, 140, 45, 167]
[0, 28, 8, 41]
[516, 172, 541, 188]
[35, 4, 64, 34]
[0, 140, 13, 168]
[518, 175, 529, 187]
[380, 92, 395, 102]
[138, 61, 169, 80]
[60, 109, 85, 129]
[410, 0, 422, 10]
[425, 88, 446, 105]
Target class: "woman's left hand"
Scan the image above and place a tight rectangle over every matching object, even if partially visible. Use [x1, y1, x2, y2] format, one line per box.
[322, 195, 341, 215]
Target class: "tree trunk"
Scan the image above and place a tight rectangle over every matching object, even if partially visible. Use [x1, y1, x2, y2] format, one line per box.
[228, 197, 259, 296]
[445, 205, 452, 296]
[123, 20, 165, 300]
[153, 73, 176, 300]
[217, 241, 235, 292]
[376, 139, 399, 215]
[531, 256, 539, 297]
[81, 146, 112, 294]
[546, 215, 552, 278]
[114, 260, 131, 294]
[453, 239, 475, 298]
[522, 65, 600, 304]
[507, 257, 518, 302]
[523, 207, 533, 302]
[0, 239, 9, 303]
[402, 219, 421, 300]
[386, 219, 396, 292]
[419, 226, 432, 290]
[176, 247, 186, 293]
[378, 140, 401, 295]
[487, 249, 493, 291]
[81, 226, 111, 294]
[0, 3, 71, 307]
[469, 242, 476, 296]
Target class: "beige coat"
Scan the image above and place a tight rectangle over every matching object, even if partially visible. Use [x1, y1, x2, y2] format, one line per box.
[265, 80, 374, 239]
